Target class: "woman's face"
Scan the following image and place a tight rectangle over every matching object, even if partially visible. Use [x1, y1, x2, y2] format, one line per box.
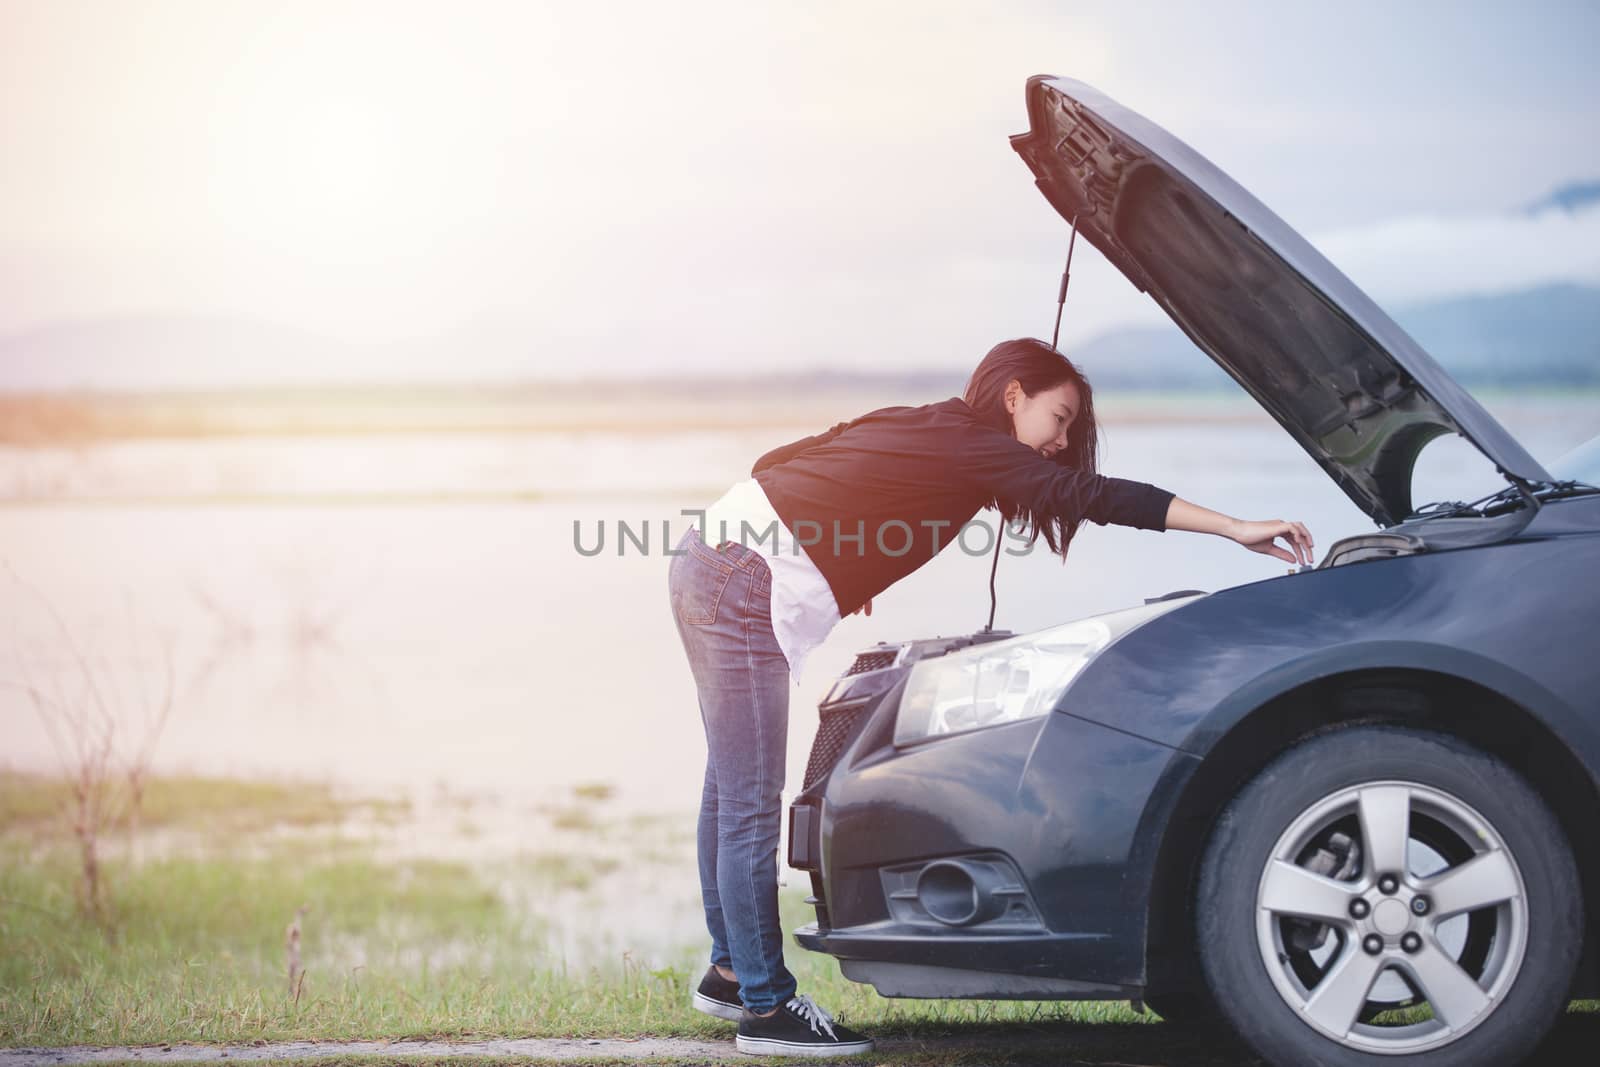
[1005, 378, 1081, 459]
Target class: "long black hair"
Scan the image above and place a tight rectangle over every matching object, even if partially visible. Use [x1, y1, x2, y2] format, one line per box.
[962, 337, 1102, 561]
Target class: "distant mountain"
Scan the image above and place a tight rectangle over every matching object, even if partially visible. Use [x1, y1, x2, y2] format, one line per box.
[1523, 180, 1600, 216]
[0, 314, 356, 393]
[1385, 283, 1600, 386]
[1, 285, 1596, 395]
[1064, 282, 1600, 390]
[0, 313, 563, 393]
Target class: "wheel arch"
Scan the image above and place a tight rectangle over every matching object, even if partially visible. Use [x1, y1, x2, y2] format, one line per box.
[1141, 666, 1600, 1000]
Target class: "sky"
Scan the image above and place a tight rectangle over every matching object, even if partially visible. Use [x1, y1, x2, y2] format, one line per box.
[2, 0, 1598, 385]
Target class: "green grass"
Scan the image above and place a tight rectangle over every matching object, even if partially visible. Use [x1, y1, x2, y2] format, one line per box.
[3, 768, 1597, 1063]
[512, 851, 620, 891]
[544, 806, 600, 833]
[570, 783, 615, 804]
[0, 830, 1152, 1047]
[0, 771, 408, 840]
[0, 770, 1155, 1049]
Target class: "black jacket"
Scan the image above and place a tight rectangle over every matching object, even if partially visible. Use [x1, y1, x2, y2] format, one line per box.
[751, 396, 1175, 616]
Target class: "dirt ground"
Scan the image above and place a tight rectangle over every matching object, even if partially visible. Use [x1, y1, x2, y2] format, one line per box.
[6, 1016, 1600, 1067]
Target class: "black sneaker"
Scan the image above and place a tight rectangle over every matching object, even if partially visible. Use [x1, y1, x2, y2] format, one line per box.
[690, 966, 743, 1022]
[735, 994, 874, 1057]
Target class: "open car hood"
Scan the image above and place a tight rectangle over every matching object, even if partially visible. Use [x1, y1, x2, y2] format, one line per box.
[1009, 75, 1551, 526]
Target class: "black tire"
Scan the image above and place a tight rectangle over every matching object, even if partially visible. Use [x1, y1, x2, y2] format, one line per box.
[1144, 988, 1232, 1033]
[1196, 725, 1582, 1067]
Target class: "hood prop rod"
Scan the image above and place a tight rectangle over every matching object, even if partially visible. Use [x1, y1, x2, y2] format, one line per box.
[983, 519, 1004, 633]
[1050, 214, 1080, 350]
[983, 216, 1082, 635]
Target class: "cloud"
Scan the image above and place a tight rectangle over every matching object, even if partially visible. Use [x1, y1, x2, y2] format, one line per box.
[1032, 186, 1600, 349]
[3, 2, 1597, 385]
[1309, 196, 1600, 307]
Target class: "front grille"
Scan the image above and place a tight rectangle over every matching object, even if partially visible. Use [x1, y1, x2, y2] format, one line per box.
[803, 702, 868, 789]
[845, 649, 898, 675]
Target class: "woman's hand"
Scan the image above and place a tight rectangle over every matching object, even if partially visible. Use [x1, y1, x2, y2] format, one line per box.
[1164, 497, 1315, 568]
[852, 598, 873, 617]
[1229, 518, 1315, 567]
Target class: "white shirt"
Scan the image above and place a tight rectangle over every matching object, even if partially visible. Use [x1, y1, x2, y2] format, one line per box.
[696, 477, 842, 685]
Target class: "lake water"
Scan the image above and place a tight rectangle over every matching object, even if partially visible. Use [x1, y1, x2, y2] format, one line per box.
[2, 392, 1595, 820]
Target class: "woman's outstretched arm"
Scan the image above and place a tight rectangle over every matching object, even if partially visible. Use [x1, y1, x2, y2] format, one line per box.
[947, 424, 1314, 565]
[1165, 496, 1315, 567]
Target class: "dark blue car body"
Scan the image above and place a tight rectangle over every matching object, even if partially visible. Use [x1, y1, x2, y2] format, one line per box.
[792, 495, 1600, 1000]
[786, 76, 1600, 1013]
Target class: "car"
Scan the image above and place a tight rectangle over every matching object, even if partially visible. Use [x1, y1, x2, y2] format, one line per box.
[785, 74, 1600, 1067]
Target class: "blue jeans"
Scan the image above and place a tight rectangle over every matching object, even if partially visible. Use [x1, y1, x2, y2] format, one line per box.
[667, 523, 798, 1013]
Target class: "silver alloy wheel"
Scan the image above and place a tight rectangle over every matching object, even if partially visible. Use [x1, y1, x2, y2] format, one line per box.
[1254, 779, 1528, 1054]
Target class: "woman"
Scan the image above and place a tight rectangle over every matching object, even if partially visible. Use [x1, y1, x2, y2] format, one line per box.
[666, 337, 1313, 1057]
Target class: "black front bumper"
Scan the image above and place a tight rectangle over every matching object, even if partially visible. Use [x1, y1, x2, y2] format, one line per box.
[788, 695, 1197, 992]
[794, 921, 1137, 999]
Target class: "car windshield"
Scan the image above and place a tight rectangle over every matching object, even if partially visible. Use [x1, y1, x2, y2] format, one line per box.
[1550, 433, 1600, 485]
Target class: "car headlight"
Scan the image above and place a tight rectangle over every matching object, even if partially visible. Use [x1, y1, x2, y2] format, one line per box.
[892, 596, 1202, 746]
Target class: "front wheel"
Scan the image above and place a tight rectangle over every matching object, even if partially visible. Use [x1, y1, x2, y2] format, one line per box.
[1143, 989, 1229, 1033]
[1196, 725, 1582, 1067]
